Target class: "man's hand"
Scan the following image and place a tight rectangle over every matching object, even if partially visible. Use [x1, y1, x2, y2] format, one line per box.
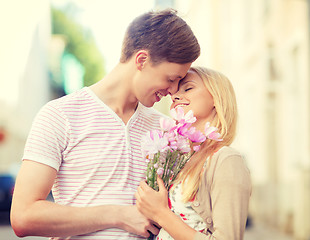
[118, 205, 160, 238]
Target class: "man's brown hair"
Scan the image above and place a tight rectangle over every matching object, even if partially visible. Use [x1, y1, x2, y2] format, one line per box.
[120, 9, 200, 64]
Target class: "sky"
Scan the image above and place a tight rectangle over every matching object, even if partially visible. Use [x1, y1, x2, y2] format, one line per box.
[52, 0, 156, 72]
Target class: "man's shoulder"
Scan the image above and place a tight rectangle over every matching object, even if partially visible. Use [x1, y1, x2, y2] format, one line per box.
[44, 87, 92, 110]
[35, 88, 92, 120]
[50, 87, 88, 104]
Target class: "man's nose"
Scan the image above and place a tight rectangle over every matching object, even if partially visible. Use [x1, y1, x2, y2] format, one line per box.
[168, 81, 179, 95]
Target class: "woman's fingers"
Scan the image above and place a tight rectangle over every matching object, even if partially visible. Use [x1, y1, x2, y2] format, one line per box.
[157, 175, 167, 192]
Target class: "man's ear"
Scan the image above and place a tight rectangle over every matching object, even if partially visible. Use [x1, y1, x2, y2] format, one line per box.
[135, 50, 148, 70]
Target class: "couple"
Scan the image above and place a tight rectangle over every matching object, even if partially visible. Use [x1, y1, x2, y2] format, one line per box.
[10, 9, 251, 240]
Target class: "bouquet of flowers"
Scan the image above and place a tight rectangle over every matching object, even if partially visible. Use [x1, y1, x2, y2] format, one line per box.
[141, 107, 222, 192]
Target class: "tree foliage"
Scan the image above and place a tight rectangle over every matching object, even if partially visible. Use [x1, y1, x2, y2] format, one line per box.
[51, 6, 105, 86]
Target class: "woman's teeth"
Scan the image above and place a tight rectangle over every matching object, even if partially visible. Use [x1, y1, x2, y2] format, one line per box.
[175, 104, 187, 108]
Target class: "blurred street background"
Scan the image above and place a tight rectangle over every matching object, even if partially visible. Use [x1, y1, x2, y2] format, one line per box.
[0, 0, 309, 239]
[0, 213, 296, 240]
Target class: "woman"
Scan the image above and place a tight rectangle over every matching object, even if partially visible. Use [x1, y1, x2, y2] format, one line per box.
[135, 66, 251, 240]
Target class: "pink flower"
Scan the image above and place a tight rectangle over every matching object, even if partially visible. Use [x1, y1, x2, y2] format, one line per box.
[185, 127, 207, 143]
[164, 131, 176, 141]
[169, 140, 178, 150]
[207, 131, 223, 141]
[164, 131, 178, 150]
[170, 107, 196, 124]
[204, 122, 223, 141]
[170, 107, 184, 121]
[177, 123, 191, 136]
[175, 135, 191, 153]
[149, 129, 163, 140]
[193, 145, 201, 152]
[160, 118, 176, 132]
[144, 111, 223, 193]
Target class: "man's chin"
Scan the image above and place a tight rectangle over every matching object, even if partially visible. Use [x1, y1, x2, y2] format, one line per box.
[139, 100, 154, 108]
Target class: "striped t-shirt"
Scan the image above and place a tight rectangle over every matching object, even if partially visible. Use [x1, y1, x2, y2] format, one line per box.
[23, 87, 166, 240]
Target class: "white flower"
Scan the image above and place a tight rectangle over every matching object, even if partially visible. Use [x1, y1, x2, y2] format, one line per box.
[141, 130, 169, 155]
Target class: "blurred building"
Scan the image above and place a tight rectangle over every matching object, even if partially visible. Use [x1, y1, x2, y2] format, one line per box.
[173, 0, 310, 239]
[0, 0, 54, 175]
[0, 1, 89, 177]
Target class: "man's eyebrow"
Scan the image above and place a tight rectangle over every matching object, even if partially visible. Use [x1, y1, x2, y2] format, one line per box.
[171, 75, 183, 79]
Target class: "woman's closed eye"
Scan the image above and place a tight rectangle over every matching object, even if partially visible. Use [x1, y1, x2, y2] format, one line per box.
[185, 87, 193, 92]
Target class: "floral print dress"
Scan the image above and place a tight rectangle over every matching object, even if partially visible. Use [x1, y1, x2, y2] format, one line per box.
[155, 183, 207, 240]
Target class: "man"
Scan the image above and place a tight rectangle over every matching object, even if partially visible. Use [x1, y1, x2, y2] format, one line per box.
[10, 9, 200, 239]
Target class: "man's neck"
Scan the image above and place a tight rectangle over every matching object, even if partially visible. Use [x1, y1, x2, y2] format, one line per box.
[89, 62, 139, 124]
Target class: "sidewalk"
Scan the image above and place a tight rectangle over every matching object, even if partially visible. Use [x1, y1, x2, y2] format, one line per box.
[244, 221, 294, 240]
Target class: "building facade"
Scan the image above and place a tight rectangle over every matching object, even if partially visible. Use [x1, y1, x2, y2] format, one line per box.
[172, 0, 310, 239]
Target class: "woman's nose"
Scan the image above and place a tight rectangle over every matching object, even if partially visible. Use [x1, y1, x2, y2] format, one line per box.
[171, 93, 181, 101]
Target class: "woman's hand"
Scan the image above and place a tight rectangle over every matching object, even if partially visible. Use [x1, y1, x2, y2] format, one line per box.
[135, 176, 198, 240]
[135, 176, 170, 224]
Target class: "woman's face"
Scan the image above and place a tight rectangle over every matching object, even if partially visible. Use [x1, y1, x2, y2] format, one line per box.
[170, 70, 215, 129]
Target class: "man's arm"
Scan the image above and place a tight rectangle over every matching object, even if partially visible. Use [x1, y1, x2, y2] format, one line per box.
[11, 160, 158, 238]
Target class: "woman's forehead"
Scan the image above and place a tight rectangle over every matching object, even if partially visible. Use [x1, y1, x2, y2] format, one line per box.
[179, 71, 200, 86]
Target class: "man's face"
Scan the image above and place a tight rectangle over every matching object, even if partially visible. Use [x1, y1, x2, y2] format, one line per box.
[133, 60, 192, 107]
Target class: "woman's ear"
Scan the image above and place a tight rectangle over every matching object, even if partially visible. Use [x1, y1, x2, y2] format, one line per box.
[135, 50, 148, 70]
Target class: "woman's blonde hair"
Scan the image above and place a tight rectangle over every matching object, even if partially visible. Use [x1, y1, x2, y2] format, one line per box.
[173, 66, 238, 202]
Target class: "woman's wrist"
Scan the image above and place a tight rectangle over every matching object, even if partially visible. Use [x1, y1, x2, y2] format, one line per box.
[155, 207, 174, 227]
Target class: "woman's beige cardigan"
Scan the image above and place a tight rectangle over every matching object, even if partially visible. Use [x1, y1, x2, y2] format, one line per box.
[191, 146, 252, 240]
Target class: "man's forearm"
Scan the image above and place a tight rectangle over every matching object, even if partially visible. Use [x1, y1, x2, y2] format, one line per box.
[11, 160, 155, 238]
[11, 200, 123, 238]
